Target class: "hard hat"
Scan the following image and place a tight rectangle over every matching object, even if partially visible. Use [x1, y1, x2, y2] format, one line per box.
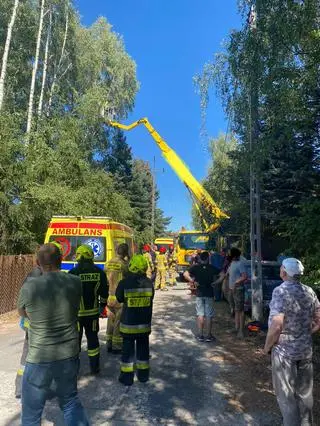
[169, 245, 174, 250]
[129, 254, 148, 274]
[76, 245, 94, 261]
[143, 244, 151, 252]
[159, 246, 166, 254]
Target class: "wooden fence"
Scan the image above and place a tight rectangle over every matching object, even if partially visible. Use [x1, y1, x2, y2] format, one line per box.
[0, 255, 36, 315]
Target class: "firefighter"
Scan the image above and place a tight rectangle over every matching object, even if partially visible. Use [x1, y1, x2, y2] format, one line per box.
[142, 244, 154, 279]
[116, 254, 154, 386]
[105, 243, 130, 354]
[155, 246, 168, 291]
[167, 245, 177, 287]
[69, 245, 108, 374]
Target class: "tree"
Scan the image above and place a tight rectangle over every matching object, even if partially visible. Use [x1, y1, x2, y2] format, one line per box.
[0, 1, 172, 256]
[46, 0, 69, 115]
[0, 0, 20, 110]
[102, 128, 133, 192]
[195, 0, 320, 265]
[26, 0, 46, 134]
[192, 133, 249, 235]
[128, 160, 171, 245]
[37, 5, 52, 117]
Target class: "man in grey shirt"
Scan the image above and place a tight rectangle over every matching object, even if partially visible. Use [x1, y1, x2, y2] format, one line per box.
[264, 258, 320, 426]
[18, 243, 89, 425]
[227, 248, 247, 339]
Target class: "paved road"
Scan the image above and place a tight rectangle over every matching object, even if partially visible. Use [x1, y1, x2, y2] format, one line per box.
[0, 285, 281, 425]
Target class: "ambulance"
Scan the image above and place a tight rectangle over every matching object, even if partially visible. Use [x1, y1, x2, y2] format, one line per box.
[44, 216, 134, 271]
[154, 237, 174, 252]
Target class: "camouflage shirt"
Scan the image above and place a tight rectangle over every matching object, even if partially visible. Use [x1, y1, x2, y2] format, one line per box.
[269, 281, 320, 360]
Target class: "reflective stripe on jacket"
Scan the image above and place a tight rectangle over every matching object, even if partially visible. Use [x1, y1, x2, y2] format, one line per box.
[69, 261, 108, 317]
[116, 273, 154, 335]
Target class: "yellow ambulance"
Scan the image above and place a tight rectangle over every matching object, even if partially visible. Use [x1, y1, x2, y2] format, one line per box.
[154, 237, 174, 252]
[44, 216, 134, 271]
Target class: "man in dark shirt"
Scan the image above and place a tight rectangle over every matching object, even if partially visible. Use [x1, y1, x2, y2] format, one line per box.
[18, 243, 88, 425]
[184, 251, 219, 342]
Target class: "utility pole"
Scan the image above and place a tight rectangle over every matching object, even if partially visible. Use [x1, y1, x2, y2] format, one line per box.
[151, 156, 156, 241]
[248, 2, 263, 321]
[151, 156, 164, 241]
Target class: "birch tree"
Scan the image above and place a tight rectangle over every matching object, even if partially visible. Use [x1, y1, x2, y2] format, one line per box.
[47, 0, 69, 115]
[37, 6, 52, 117]
[26, 0, 46, 135]
[0, 0, 20, 111]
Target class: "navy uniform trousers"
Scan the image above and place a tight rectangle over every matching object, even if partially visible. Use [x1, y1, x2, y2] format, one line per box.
[119, 334, 150, 386]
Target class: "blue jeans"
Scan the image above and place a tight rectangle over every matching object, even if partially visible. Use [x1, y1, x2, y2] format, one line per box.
[22, 356, 89, 426]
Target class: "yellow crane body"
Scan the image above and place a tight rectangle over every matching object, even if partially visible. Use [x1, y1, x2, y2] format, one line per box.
[107, 118, 229, 232]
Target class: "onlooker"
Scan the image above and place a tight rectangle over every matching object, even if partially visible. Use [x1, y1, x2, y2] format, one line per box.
[210, 249, 227, 301]
[184, 251, 219, 342]
[221, 254, 232, 301]
[18, 243, 88, 426]
[191, 249, 202, 265]
[263, 258, 320, 426]
[116, 255, 154, 386]
[15, 265, 42, 399]
[15, 242, 62, 399]
[227, 248, 247, 339]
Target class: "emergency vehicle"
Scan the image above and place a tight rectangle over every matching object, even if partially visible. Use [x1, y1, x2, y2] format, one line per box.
[44, 216, 134, 271]
[176, 230, 216, 276]
[154, 237, 174, 251]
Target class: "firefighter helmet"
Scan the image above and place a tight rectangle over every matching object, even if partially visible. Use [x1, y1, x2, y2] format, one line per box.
[159, 246, 166, 254]
[143, 244, 151, 252]
[76, 244, 94, 261]
[129, 254, 148, 274]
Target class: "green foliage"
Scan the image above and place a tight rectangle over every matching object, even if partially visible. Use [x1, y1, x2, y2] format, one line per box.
[0, 1, 169, 254]
[128, 160, 171, 245]
[192, 133, 249, 235]
[195, 1, 320, 273]
[286, 201, 320, 289]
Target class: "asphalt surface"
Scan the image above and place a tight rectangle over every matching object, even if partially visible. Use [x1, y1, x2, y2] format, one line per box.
[0, 284, 281, 425]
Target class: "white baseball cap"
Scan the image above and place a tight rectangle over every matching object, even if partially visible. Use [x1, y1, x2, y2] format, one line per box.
[282, 258, 304, 277]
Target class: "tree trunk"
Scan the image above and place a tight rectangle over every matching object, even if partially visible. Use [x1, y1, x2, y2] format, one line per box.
[47, 0, 69, 115]
[0, 0, 20, 111]
[37, 7, 52, 118]
[26, 0, 46, 135]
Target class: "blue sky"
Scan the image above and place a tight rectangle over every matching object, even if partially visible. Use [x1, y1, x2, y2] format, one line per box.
[76, 0, 242, 231]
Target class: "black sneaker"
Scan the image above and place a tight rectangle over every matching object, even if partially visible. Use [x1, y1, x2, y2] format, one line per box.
[197, 335, 205, 342]
[205, 336, 216, 343]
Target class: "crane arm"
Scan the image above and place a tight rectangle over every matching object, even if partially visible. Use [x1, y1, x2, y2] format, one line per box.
[107, 118, 229, 231]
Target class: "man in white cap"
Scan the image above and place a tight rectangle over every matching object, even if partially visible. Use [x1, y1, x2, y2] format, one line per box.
[263, 258, 320, 426]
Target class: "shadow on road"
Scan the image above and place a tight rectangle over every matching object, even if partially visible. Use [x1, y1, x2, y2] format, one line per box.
[4, 289, 308, 425]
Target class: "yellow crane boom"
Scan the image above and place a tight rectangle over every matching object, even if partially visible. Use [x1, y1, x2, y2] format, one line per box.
[106, 117, 229, 232]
